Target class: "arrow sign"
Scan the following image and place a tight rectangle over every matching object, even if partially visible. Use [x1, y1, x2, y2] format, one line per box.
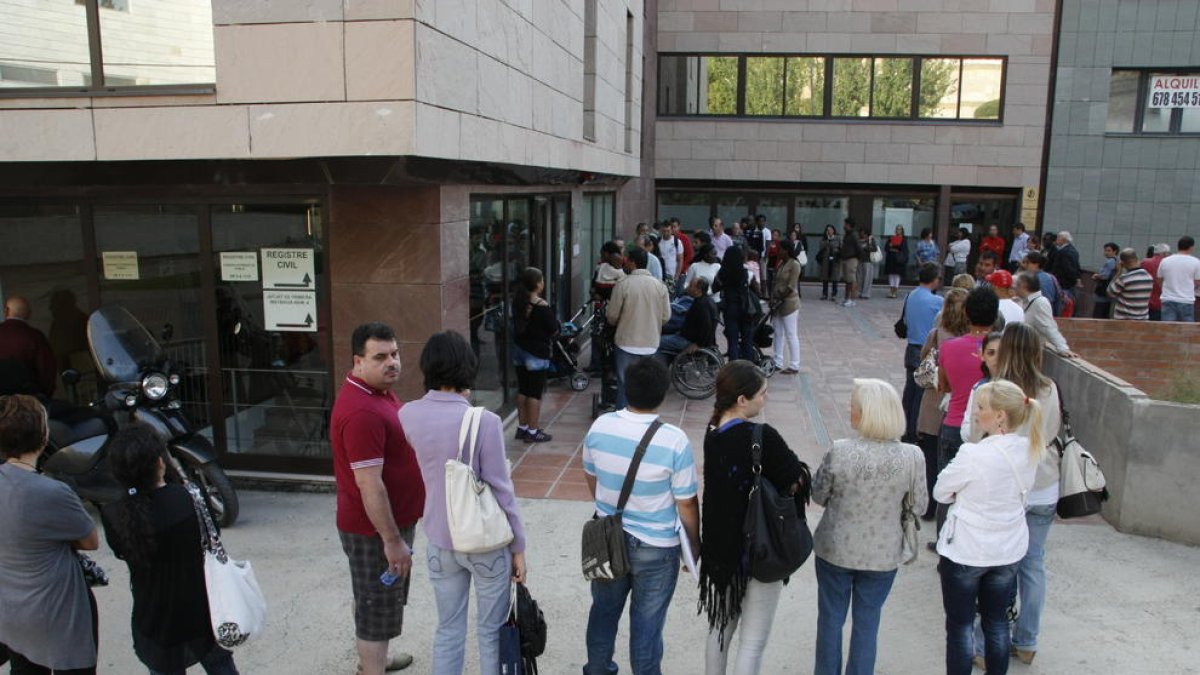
[263, 291, 318, 332]
[277, 313, 314, 329]
[261, 248, 315, 290]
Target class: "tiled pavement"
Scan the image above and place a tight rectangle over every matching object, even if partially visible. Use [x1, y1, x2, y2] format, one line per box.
[507, 284, 910, 501]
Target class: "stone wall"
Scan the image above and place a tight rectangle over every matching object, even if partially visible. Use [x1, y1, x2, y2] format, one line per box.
[1044, 352, 1200, 545]
[1043, 0, 1200, 270]
[654, 0, 1055, 190]
[1055, 317, 1200, 399]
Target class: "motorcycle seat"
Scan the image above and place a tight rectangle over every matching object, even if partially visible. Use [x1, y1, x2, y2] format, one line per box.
[49, 415, 111, 449]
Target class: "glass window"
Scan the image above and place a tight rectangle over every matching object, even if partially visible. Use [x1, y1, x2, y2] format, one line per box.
[754, 198, 788, 233]
[785, 57, 825, 116]
[469, 199, 507, 413]
[716, 195, 750, 229]
[920, 58, 961, 119]
[658, 55, 737, 115]
[873, 58, 913, 118]
[960, 59, 1004, 120]
[1, 0, 214, 93]
[99, 0, 215, 86]
[794, 197, 849, 276]
[1181, 107, 1200, 133]
[1141, 104, 1172, 132]
[210, 204, 330, 460]
[579, 193, 615, 309]
[0, 2, 90, 88]
[1106, 70, 1139, 133]
[0, 205, 91, 400]
[745, 57, 785, 116]
[657, 192, 711, 233]
[832, 57, 871, 117]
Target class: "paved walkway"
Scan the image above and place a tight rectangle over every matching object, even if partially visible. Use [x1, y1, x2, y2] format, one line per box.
[507, 283, 910, 500]
[81, 286, 1200, 673]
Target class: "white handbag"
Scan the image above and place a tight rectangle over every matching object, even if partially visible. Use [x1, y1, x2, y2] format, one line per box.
[445, 406, 515, 554]
[188, 484, 267, 649]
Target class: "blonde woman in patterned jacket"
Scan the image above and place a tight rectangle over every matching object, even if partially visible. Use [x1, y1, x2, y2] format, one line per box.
[811, 379, 927, 675]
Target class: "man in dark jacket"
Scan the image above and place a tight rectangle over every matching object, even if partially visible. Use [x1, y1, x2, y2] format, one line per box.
[0, 296, 58, 397]
[657, 277, 717, 360]
[839, 218, 863, 306]
[1049, 230, 1082, 315]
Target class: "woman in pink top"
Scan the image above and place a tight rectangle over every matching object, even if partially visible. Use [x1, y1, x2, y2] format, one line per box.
[934, 288, 1000, 534]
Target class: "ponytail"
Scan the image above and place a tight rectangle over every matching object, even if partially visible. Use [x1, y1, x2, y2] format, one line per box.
[106, 423, 168, 567]
[708, 361, 765, 431]
[1024, 397, 1044, 461]
[976, 380, 1044, 462]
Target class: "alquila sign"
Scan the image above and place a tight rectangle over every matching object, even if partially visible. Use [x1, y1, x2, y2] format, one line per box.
[1147, 75, 1200, 108]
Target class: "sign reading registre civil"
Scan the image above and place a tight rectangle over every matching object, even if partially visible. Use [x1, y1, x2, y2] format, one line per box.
[219, 252, 259, 282]
[102, 251, 139, 280]
[263, 290, 318, 332]
[1147, 74, 1200, 108]
[261, 248, 315, 290]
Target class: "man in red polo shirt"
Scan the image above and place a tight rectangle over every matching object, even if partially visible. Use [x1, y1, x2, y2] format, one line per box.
[331, 322, 425, 674]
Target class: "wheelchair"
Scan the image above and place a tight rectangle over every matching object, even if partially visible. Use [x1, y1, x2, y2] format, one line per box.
[669, 347, 725, 400]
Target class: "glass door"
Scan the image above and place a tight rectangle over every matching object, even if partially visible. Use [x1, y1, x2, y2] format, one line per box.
[210, 204, 331, 463]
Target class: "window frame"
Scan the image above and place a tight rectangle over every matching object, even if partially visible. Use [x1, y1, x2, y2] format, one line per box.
[1106, 68, 1200, 137]
[0, 0, 216, 99]
[656, 51, 1007, 124]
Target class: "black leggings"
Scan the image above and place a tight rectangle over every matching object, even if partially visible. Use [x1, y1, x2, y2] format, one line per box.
[514, 366, 548, 399]
[821, 280, 839, 297]
[8, 589, 98, 674]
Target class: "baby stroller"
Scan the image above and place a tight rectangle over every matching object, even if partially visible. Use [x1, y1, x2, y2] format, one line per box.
[749, 301, 779, 378]
[548, 305, 590, 392]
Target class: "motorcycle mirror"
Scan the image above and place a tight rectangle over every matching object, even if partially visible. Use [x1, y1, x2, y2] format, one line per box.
[61, 369, 80, 386]
[160, 323, 174, 342]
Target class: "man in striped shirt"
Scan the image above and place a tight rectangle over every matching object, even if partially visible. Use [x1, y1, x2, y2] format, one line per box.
[582, 356, 700, 675]
[1110, 248, 1155, 320]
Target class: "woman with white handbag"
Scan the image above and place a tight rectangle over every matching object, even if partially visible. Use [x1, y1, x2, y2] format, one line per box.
[101, 423, 240, 675]
[400, 331, 527, 675]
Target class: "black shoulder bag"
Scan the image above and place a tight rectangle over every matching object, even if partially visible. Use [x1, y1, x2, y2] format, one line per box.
[894, 294, 909, 339]
[743, 424, 813, 583]
[581, 420, 663, 581]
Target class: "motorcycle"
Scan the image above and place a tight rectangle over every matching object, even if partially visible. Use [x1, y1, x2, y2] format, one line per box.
[40, 306, 240, 527]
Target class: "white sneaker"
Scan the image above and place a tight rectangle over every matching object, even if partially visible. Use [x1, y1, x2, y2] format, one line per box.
[842, 300, 856, 307]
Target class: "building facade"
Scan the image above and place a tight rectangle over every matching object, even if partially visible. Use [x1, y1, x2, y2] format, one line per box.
[653, 0, 1057, 278]
[1042, 0, 1200, 270]
[0, 0, 646, 472]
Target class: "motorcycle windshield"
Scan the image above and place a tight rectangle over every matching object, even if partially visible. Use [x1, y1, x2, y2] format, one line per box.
[88, 306, 164, 383]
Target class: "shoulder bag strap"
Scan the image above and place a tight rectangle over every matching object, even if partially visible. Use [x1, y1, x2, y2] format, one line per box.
[458, 406, 483, 467]
[615, 420, 663, 515]
[750, 422, 764, 472]
[998, 442, 1031, 508]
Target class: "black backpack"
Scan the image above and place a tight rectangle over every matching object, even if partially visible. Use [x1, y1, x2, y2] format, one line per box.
[515, 582, 547, 674]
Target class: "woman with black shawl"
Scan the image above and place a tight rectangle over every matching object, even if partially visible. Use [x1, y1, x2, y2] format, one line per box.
[699, 361, 810, 675]
[712, 245, 757, 361]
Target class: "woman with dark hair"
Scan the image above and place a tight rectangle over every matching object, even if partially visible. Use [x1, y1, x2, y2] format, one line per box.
[884, 225, 910, 298]
[699, 361, 809, 675]
[399, 331, 527, 675]
[817, 225, 841, 301]
[712, 245, 756, 360]
[511, 267, 559, 443]
[101, 423, 239, 675]
[945, 228, 972, 288]
[684, 244, 722, 294]
[0, 394, 100, 675]
[771, 239, 803, 374]
[916, 227, 940, 268]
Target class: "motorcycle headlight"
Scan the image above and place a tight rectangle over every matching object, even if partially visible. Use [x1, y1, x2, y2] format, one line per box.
[142, 373, 169, 401]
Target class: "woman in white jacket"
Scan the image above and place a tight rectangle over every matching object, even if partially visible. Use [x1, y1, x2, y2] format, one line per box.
[935, 380, 1044, 675]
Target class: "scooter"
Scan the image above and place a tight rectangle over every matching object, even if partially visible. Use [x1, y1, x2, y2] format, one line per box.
[40, 306, 240, 527]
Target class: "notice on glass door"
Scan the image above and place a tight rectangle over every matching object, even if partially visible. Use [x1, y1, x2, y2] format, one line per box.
[102, 251, 139, 280]
[263, 290, 318, 332]
[220, 252, 259, 282]
[261, 248, 315, 290]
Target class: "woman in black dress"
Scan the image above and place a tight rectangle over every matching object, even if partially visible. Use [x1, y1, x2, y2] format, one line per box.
[884, 225, 910, 298]
[512, 267, 560, 443]
[817, 225, 842, 301]
[101, 424, 239, 675]
[712, 245, 756, 361]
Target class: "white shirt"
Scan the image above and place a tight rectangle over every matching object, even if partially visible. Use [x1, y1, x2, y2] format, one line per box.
[1019, 291, 1070, 354]
[1009, 232, 1030, 263]
[946, 239, 971, 267]
[998, 298, 1025, 325]
[1156, 253, 1200, 303]
[712, 232, 733, 260]
[960, 383, 1062, 506]
[935, 434, 1038, 567]
[684, 261, 721, 293]
[659, 236, 682, 278]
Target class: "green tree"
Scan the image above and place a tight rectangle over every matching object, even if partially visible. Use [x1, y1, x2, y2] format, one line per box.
[785, 57, 824, 116]
[919, 59, 959, 118]
[832, 57, 871, 116]
[973, 98, 1001, 119]
[745, 57, 785, 115]
[704, 56, 738, 114]
[873, 58, 913, 117]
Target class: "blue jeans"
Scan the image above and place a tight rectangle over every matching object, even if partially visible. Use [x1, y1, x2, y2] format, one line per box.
[148, 646, 238, 675]
[720, 298, 755, 361]
[426, 543, 513, 675]
[583, 534, 681, 675]
[1161, 301, 1196, 322]
[613, 347, 643, 410]
[1013, 504, 1055, 651]
[814, 557, 897, 675]
[939, 558, 1019, 675]
[656, 334, 692, 361]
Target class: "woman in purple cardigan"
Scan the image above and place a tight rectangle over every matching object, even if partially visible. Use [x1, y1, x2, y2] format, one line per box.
[399, 331, 527, 675]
